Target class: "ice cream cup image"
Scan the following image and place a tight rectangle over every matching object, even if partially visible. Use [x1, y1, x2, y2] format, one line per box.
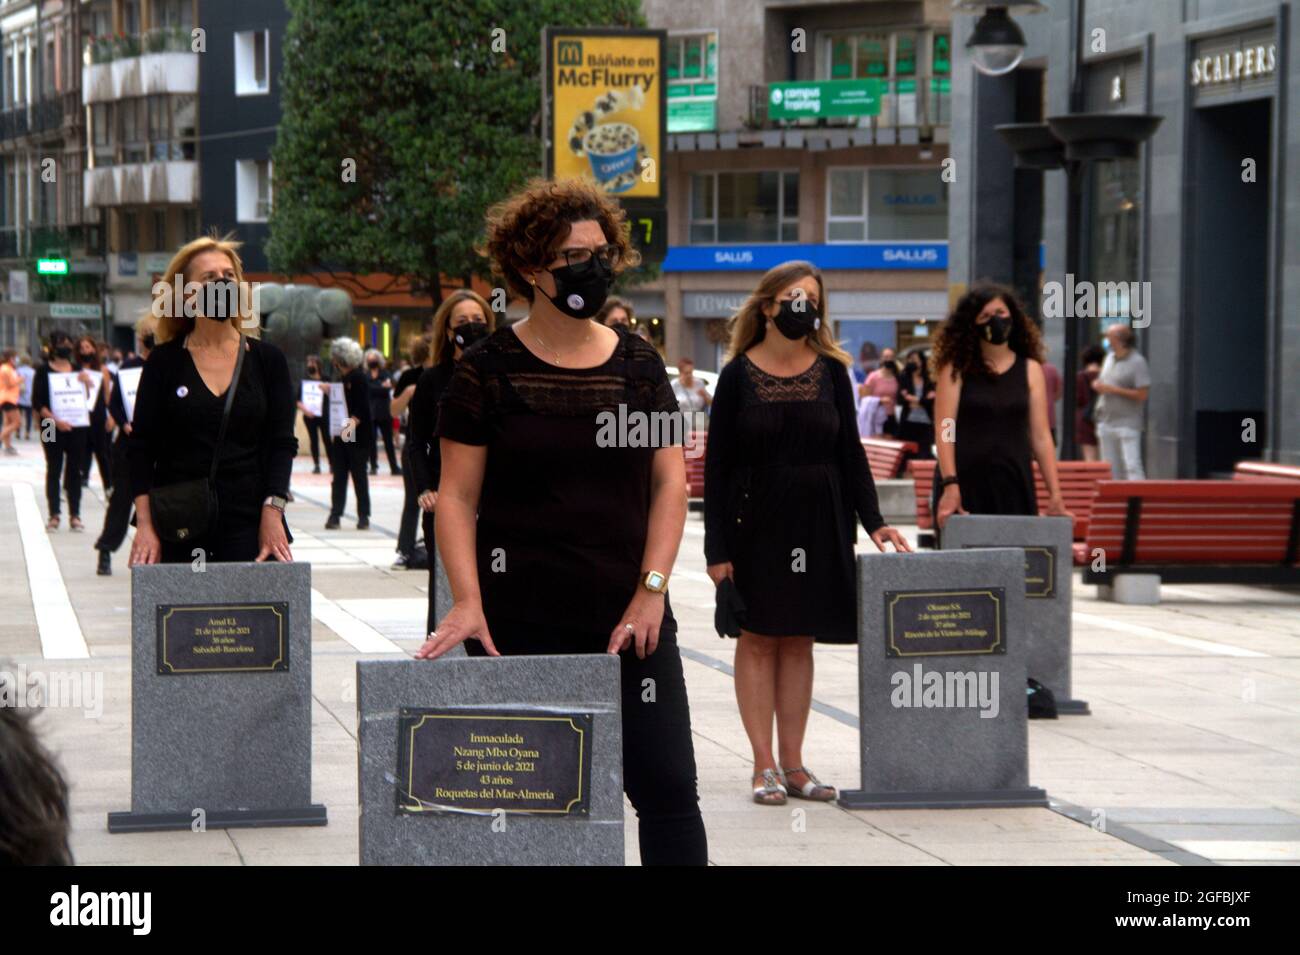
[583, 122, 641, 193]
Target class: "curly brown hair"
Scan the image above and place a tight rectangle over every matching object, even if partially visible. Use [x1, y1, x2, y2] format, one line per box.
[481, 177, 640, 302]
[930, 282, 1044, 381]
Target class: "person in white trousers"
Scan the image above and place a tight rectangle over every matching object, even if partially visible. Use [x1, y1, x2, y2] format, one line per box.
[1094, 324, 1151, 479]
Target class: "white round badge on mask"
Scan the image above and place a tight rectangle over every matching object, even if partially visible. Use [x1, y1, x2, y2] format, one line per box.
[176, 385, 189, 398]
[566, 294, 585, 310]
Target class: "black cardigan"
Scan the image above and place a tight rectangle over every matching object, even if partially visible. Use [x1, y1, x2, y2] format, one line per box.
[128, 336, 297, 509]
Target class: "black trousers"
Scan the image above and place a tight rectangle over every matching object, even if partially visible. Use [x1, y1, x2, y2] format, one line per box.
[21, 406, 32, 435]
[82, 421, 112, 488]
[304, 415, 328, 469]
[329, 436, 371, 520]
[160, 520, 261, 564]
[397, 443, 421, 556]
[43, 427, 88, 518]
[370, 415, 398, 472]
[466, 629, 708, 866]
[95, 433, 134, 552]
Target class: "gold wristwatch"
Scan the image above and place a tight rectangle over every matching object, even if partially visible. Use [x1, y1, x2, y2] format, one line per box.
[642, 570, 668, 594]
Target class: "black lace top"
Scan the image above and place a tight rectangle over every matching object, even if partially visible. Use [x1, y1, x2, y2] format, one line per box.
[436, 324, 681, 642]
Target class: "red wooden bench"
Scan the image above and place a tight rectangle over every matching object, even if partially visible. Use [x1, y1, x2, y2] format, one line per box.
[685, 431, 707, 502]
[1081, 480, 1300, 585]
[1233, 461, 1300, 483]
[910, 459, 1112, 561]
[861, 437, 918, 482]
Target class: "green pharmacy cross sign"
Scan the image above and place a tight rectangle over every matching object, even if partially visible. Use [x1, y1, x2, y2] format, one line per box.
[768, 79, 884, 120]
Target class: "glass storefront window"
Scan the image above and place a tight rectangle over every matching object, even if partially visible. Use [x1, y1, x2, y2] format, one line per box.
[1086, 158, 1142, 344]
[690, 171, 799, 244]
[867, 168, 948, 240]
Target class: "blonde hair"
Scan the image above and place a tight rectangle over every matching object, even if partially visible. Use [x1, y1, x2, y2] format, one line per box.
[431, 290, 495, 365]
[726, 260, 852, 365]
[153, 234, 252, 343]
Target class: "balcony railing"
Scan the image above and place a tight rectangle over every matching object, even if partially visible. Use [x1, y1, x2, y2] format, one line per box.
[86, 27, 192, 65]
[746, 75, 951, 137]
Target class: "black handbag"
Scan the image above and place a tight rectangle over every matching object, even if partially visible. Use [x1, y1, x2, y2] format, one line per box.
[149, 335, 246, 543]
[714, 577, 748, 638]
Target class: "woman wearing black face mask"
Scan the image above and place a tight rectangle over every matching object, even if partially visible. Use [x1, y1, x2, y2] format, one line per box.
[405, 290, 494, 610]
[74, 335, 113, 492]
[897, 350, 936, 457]
[31, 331, 91, 530]
[365, 350, 400, 476]
[930, 282, 1070, 536]
[415, 178, 709, 867]
[127, 236, 297, 566]
[704, 260, 910, 807]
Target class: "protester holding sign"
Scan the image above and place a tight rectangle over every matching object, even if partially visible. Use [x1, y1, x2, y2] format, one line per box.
[75, 335, 113, 492]
[297, 355, 328, 474]
[94, 316, 156, 575]
[127, 236, 297, 566]
[324, 337, 372, 531]
[32, 331, 91, 530]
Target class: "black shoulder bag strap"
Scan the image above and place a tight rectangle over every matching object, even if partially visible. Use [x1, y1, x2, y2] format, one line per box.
[209, 334, 247, 484]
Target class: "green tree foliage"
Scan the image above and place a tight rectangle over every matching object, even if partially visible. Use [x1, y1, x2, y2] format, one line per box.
[268, 0, 645, 302]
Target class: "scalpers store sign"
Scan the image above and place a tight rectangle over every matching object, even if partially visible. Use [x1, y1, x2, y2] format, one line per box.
[1191, 32, 1278, 96]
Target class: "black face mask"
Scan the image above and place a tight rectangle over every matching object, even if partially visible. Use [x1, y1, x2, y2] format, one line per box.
[79, 353, 95, 365]
[772, 299, 822, 341]
[367, 360, 380, 369]
[981, 314, 1014, 345]
[537, 260, 613, 320]
[54, 345, 73, 360]
[452, 322, 489, 350]
[200, 279, 238, 321]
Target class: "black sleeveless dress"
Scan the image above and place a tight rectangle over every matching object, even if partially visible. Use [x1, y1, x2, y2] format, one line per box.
[952, 353, 1037, 516]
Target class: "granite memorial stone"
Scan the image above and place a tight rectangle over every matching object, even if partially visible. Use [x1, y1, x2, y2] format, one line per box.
[357, 655, 623, 865]
[838, 549, 1049, 810]
[108, 561, 326, 832]
[942, 515, 1088, 714]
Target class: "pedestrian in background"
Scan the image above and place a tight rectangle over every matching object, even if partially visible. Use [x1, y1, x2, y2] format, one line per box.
[74, 335, 113, 491]
[1041, 345, 1063, 446]
[95, 316, 156, 575]
[596, 295, 634, 328]
[1075, 343, 1105, 462]
[850, 340, 879, 387]
[671, 356, 711, 433]
[32, 330, 90, 531]
[1094, 324, 1150, 479]
[128, 235, 297, 566]
[365, 348, 400, 476]
[297, 355, 328, 474]
[390, 332, 433, 568]
[704, 260, 910, 807]
[407, 290, 493, 619]
[898, 350, 935, 457]
[0, 349, 21, 454]
[325, 337, 372, 530]
[930, 283, 1070, 533]
[17, 353, 35, 439]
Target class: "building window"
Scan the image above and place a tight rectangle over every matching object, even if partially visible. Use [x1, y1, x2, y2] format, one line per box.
[666, 31, 718, 133]
[820, 30, 951, 127]
[826, 168, 948, 242]
[121, 211, 138, 253]
[689, 171, 798, 244]
[152, 210, 167, 250]
[236, 159, 272, 222]
[183, 207, 200, 239]
[234, 31, 270, 96]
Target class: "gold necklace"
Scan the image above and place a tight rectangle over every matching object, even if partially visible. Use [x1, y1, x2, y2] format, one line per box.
[528, 320, 590, 366]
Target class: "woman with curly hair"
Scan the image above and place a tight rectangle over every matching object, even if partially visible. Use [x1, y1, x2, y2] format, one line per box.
[930, 282, 1069, 532]
[414, 177, 707, 865]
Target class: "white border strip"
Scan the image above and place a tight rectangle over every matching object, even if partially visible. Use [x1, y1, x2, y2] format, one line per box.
[310, 588, 403, 654]
[12, 484, 90, 659]
[1074, 611, 1266, 658]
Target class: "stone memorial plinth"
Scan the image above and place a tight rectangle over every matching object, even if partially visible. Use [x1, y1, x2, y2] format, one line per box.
[838, 549, 1049, 810]
[942, 515, 1088, 714]
[357, 654, 623, 865]
[108, 562, 326, 832]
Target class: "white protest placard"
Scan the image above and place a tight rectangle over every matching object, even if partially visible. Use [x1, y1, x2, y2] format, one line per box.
[117, 367, 144, 423]
[85, 372, 103, 413]
[327, 383, 347, 438]
[301, 380, 325, 418]
[48, 372, 90, 428]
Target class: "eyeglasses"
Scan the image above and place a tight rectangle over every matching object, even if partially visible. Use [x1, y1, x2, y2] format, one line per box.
[551, 244, 621, 274]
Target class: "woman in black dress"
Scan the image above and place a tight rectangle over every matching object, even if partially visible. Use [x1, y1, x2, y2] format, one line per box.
[930, 283, 1069, 534]
[74, 336, 113, 491]
[406, 289, 494, 629]
[324, 338, 373, 530]
[390, 334, 432, 567]
[415, 178, 706, 866]
[31, 330, 91, 530]
[704, 261, 911, 806]
[128, 236, 297, 565]
[297, 355, 328, 474]
[897, 350, 935, 457]
[365, 350, 400, 476]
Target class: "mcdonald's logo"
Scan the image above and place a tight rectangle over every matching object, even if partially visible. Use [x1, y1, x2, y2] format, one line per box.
[557, 40, 583, 66]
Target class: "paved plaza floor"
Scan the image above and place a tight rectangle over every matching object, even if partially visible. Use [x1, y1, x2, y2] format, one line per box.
[3, 434, 1298, 866]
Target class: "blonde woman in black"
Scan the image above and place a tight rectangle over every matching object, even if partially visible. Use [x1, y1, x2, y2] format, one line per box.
[704, 260, 910, 805]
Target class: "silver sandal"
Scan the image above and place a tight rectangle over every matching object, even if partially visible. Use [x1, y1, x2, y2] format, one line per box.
[781, 767, 837, 801]
[752, 768, 787, 805]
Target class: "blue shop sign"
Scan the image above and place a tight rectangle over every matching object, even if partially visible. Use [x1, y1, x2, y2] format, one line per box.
[663, 242, 947, 272]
